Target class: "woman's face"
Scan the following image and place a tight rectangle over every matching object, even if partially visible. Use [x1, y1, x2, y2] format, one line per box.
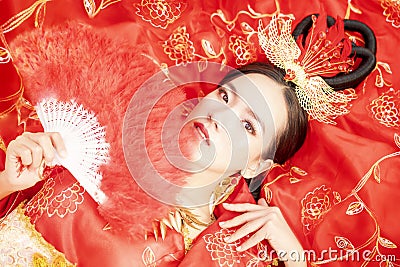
[180, 73, 288, 182]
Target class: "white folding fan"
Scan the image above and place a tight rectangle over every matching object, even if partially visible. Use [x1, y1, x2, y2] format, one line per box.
[35, 98, 110, 204]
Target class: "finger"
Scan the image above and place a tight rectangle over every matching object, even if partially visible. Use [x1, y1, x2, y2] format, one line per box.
[16, 134, 45, 170]
[236, 224, 269, 251]
[25, 133, 56, 164]
[49, 132, 67, 158]
[219, 210, 268, 229]
[10, 143, 33, 166]
[222, 202, 267, 212]
[225, 217, 266, 244]
[258, 198, 269, 206]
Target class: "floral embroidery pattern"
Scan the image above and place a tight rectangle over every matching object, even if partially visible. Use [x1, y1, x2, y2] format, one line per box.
[301, 185, 341, 233]
[203, 228, 246, 267]
[162, 26, 195, 65]
[135, 0, 187, 29]
[25, 175, 85, 221]
[25, 178, 56, 222]
[228, 35, 257, 66]
[380, 0, 400, 28]
[370, 88, 400, 128]
[47, 183, 85, 218]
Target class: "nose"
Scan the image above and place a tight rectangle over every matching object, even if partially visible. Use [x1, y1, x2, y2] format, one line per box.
[207, 113, 218, 130]
[208, 105, 235, 131]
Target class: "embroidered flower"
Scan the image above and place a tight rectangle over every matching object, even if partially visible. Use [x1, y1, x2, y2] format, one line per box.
[228, 35, 257, 66]
[370, 88, 400, 128]
[301, 185, 341, 233]
[163, 26, 195, 65]
[135, 0, 187, 29]
[203, 228, 246, 266]
[380, 0, 400, 28]
[47, 182, 85, 218]
[25, 178, 56, 222]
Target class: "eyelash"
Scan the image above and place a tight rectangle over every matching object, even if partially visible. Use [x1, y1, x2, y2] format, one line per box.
[218, 88, 229, 103]
[218, 88, 257, 135]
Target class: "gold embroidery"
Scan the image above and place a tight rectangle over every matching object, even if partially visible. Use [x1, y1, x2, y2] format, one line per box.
[142, 246, 156, 267]
[370, 88, 400, 128]
[0, 204, 75, 266]
[47, 182, 85, 218]
[203, 228, 247, 266]
[135, 0, 187, 29]
[83, 0, 122, 18]
[0, 134, 6, 153]
[310, 135, 400, 265]
[0, 0, 51, 33]
[25, 177, 85, 222]
[300, 185, 341, 233]
[0, 46, 11, 64]
[344, 0, 362, 19]
[162, 26, 195, 65]
[203, 228, 280, 266]
[380, 0, 400, 28]
[228, 35, 257, 66]
[26, 177, 56, 222]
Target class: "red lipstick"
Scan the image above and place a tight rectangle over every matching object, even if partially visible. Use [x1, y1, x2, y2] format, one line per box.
[194, 122, 210, 145]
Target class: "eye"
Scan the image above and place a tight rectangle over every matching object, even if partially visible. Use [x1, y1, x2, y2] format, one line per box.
[243, 120, 256, 135]
[218, 88, 229, 103]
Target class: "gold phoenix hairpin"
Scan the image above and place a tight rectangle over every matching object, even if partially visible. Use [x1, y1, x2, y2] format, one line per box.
[258, 15, 357, 124]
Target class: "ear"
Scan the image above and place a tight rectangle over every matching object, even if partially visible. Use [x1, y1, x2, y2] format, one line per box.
[240, 159, 274, 179]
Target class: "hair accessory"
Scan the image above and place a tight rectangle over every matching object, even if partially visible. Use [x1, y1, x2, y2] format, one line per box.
[258, 13, 370, 124]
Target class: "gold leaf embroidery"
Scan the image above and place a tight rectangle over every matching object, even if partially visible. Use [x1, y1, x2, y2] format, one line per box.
[334, 236, 355, 251]
[289, 177, 302, 184]
[0, 135, 6, 153]
[333, 191, 342, 203]
[394, 133, 400, 148]
[142, 246, 156, 267]
[378, 237, 398, 249]
[263, 185, 273, 204]
[346, 201, 364, 216]
[291, 166, 308, 176]
[373, 164, 381, 183]
[34, 2, 47, 28]
[201, 39, 217, 57]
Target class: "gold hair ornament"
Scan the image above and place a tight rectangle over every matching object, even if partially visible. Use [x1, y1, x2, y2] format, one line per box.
[258, 15, 357, 124]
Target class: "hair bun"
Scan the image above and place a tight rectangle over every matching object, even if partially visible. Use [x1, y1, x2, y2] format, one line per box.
[293, 14, 377, 91]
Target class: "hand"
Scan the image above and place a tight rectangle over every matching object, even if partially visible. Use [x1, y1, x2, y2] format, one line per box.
[0, 132, 66, 199]
[219, 198, 306, 267]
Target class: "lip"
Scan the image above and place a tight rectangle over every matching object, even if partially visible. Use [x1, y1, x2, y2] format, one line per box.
[193, 122, 210, 146]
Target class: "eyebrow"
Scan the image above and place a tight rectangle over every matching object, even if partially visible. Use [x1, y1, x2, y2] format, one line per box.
[224, 82, 266, 133]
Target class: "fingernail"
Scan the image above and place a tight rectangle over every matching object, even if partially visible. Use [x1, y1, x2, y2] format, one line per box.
[236, 246, 242, 251]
